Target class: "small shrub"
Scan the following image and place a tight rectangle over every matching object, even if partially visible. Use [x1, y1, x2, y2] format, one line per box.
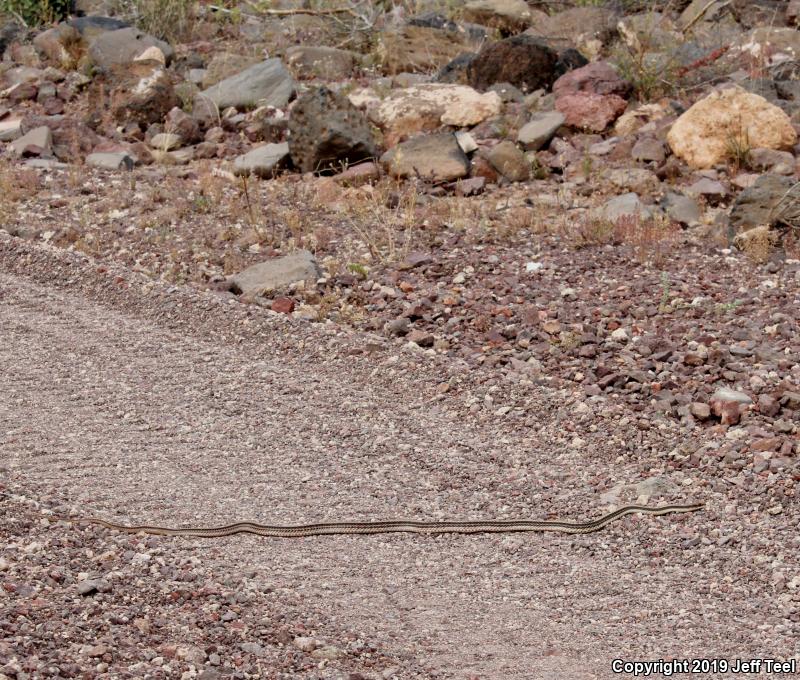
[110, 0, 193, 42]
[1, 0, 70, 26]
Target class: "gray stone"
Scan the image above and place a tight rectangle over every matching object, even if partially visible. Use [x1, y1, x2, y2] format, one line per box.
[284, 46, 357, 81]
[229, 250, 322, 297]
[195, 59, 294, 116]
[0, 117, 22, 142]
[729, 173, 795, 232]
[86, 152, 134, 170]
[631, 136, 665, 163]
[88, 27, 173, 70]
[288, 87, 376, 174]
[10, 126, 52, 156]
[517, 111, 565, 151]
[149, 133, 182, 150]
[606, 168, 659, 193]
[749, 148, 796, 174]
[601, 193, 653, 222]
[488, 140, 529, 181]
[686, 177, 727, 198]
[233, 142, 290, 178]
[662, 192, 701, 224]
[711, 387, 752, 404]
[381, 132, 470, 182]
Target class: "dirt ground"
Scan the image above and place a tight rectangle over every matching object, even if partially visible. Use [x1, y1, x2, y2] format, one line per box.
[1, 233, 798, 679]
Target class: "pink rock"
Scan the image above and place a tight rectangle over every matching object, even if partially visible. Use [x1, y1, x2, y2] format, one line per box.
[271, 297, 295, 314]
[556, 93, 627, 132]
[552, 61, 630, 98]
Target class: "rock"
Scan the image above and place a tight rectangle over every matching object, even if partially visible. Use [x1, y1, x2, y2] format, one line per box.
[134, 45, 166, 65]
[600, 193, 653, 222]
[525, 6, 618, 52]
[149, 132, 181, 150]
[758, 393, 781, 417]
[332, 161, 380, 186]
[686, 177, 727, 198]
[552, 61, 630, 98]
[462, 0, 534, 34]
[748, 148, 796, 174]
[229, 250, 321, 296]
[488, 81, 524, 102]
[435, 52, 476, 85]
[165, 106, 201, 144]
[487, 141, 529, 181]
[467, 34, 558, 93]
[666, 86, 797, 169]
[271, 296, 295, 314]
[86, 151, 134, 170]
[729, 173, 795, 232]
[293, 637, 317, 652]
[662, 192, 701, 224]
[77, 578, 111, 596]
[288, 87, 376, 174]
[233, 142, 290, 177]
[88, 27, 173, 70]
[69, 16, 129, 40]
[631, 136, 665, 163]
[618, 12, 680, 53]
[517, 111, 565, 151]
[195, 59, 294, 118]
[33, 24, 80, 68]
[103, 63, 179, 128]
[381, 132, 469, 182]
[614, 102, 671, 136]
[606, 168, 659, 193]
[710, 387, 752, 425]
[10, 126, 52, 156]
[284, 46, 358, 81]
[0, 117, 22, 142]
[370, 84, 502, 147]
[689, 402, 711, 420]
[378, 25, 471, 75]
[737, 27, 800, 62]
[557, 92, 627, 132]
[202, 52, 261, 89]
[677, 0, 730, 30]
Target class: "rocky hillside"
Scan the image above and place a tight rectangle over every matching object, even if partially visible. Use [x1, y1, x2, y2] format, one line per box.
[0, 0, 798, 519]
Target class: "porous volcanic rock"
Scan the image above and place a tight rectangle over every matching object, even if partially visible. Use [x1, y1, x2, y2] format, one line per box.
[467, 34, 558, 92]
[288, 87, 376, 174]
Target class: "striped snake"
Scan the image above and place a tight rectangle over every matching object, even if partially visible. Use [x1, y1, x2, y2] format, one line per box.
[66, 504, 703, 538]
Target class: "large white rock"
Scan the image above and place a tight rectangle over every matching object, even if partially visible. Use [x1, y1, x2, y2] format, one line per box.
[368, 84, 502, 146]
[667, 86, 796, 169]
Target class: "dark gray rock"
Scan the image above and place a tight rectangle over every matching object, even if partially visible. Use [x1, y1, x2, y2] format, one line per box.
[195, 59, 294, 115]
[729, 173, 796, 232]
[229, 250, 321, 297]
[381, 132, 470, 182]
[467, 34, 558, 92]
[88, 27, 174, 70]
[288, 87, 376, 174]
[435, 52, 476, 84]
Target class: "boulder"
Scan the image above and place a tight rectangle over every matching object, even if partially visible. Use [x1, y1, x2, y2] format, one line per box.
[202, 52, 261, 89]
[284, 46, 358, 81]
[525, 6, 618, 52]
[194, 59, 294, 118]
[552, 61, 630, 98]
[10, 126, 52, 156]
[662, 192, 702, 224]
[233, 142, 291, 177]
[666, 86, 796, 169]
[556, 92, 627, 132]
[229, 250, 321, 297]
[487, 141, 529, 181]
[288, 87, 376, 174]
[517, 111, 565, 150]
[381, 132, 469, 182]
[467, 34, 558, 92]
[88, 27, 173, 70]
[370, 84, 502, 146]
[461, 0, 535, 34]
[86, 151, 134, 170]
[99, 62, 179, 128]
[33, 24, 80, 68]
[729, 173, 795, 232]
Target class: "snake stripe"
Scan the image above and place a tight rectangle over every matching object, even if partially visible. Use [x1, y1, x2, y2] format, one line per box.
[66, 504, 704, 538]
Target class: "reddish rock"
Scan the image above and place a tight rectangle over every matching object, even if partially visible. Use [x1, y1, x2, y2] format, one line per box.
[407, 329, 434, 347]
[555, 92, 627, 132]
[757, 393, 780, 417]
[689, 402, 711, 420]
[751, 437, 781, 452]
[552, 61, 630, 98]
[271, 297, 295, 314]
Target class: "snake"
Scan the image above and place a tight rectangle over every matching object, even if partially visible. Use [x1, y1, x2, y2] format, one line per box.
[64, 503, 703, 538]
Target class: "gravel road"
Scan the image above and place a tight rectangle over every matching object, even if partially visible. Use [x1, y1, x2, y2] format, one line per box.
[1, 233, 798, 679]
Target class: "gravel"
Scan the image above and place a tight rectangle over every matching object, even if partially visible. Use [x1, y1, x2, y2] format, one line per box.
[1, 233, 798, 679]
